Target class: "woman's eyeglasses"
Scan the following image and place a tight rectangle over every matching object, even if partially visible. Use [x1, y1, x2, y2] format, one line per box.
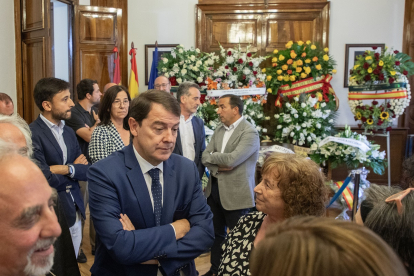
[113, 100, 130, 107]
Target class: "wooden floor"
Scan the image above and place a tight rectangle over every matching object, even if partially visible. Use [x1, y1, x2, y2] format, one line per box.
[78, 207, 211, 275]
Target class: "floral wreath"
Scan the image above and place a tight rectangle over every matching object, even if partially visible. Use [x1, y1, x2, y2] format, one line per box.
[264, 41, 338, 148]
[348, 47, 414, 131]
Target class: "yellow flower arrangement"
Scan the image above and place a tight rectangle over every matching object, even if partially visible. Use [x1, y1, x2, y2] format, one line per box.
[316, 92, 323, 101]
[323, 55, 329, 61]
[356, 112, 362, 120]
[296, 60, 303, 66]
[267, 88, 272, 93]
[332, 69, 337, 74]
[311, 45, 317, 50]
[296, 67, 302, 73]
[367, 119, 374, 125]
[300, 72, 307, 78]
[283, 75, 290, 81]
[305, 59, 311, 63]
[354, 64, 360, 70]
[324, 48, 329, 52]
[290, 51, 297, 59]
[379, 60, 384, 66]
[277, 75, 283, 81]
[262, 68, 266, 73]
[267, 75, 272, 81]
[282, 65, 288, 70]
[272, 57, 278, 62]
[290, 75, 296, 81]
[305, 67, 311, 74]
[315, 64, 322, 70]
[390, 71, 396, 76]
[273, 49, 278, 54]
[306, 40, 311, 45]
[367, 68, 373, 73]
[277, 69, 282, 75]
[297, 41, 304, 46]
[279, 55, 285, 61]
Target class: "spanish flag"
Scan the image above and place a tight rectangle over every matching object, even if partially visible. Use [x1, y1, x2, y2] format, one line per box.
[128, 46, 139, 98]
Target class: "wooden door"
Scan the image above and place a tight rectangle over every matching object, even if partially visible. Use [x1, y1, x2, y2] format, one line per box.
[73, 5, 123, 101]
[20, 0, 53, 122]
[402, 0, 414, 133]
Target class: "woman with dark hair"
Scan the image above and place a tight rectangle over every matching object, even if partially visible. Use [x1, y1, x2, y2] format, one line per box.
[250, 216, 408, 276]
[217, 153, 328, 276]
[89, 85, 131, 163]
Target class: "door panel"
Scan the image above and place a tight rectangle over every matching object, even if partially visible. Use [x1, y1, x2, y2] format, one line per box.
[74, 6, 123, 99]
[20, 0, 51, 123]
[22, 0, 44, 31]
[22, 38, 46, 122]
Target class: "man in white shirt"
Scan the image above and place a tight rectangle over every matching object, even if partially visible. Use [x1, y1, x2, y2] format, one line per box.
[88, 91, 213, 276]
[29, 78, 90, 260]
[172, 82, 206, 180]
[201, 94, 260, 276]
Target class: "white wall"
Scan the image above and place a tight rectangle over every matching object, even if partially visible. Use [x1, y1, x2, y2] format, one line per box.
[329, 0, 405, 126]
[128, 0, 197, 91]
[53, 1, 70, 82]
[0, 1, 16, 113]
[128, 0, 405, 126]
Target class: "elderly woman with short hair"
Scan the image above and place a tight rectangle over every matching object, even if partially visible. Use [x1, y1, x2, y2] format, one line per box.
[217, 153, 328, 276]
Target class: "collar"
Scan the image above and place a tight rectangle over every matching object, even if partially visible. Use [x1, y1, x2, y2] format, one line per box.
[76, 102, 91, 114]
[40, 113, 65, 130]
[223, 116, 243, 131]
[180, 114, 194, 123]
[132, 145, 163, 174]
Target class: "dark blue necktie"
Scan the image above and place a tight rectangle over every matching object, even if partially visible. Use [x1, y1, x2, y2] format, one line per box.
[148, 168, 162, 226]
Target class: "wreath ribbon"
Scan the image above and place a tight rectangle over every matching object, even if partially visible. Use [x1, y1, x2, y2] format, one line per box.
[275, 75, 334, 107]
[334, 181, 354, 210]
[348, 89, 408, 101]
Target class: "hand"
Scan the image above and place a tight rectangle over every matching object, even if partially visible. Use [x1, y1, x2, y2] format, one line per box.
[93, 110, 101, 124]
[119, 214, 135, 231]
[74, 154, 88, 165]
[171, 218, 190, 240]
[50, 165, 69, 175]
[141, 259, 159, 265]
[84, 123, 90, 129]
[218, 166, 233, 172]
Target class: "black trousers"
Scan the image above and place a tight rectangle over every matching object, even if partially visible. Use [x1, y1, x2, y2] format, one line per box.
[207, 176, 249, 274]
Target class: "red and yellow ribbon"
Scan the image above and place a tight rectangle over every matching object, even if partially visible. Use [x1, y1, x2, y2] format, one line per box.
[334, 181, 353, 210]
[348, 89, 407, 101]
[275, 75, 334, 107]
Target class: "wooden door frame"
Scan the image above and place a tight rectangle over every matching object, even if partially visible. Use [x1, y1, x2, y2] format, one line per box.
[402, 0, 412, 130]
[14, 0, 78, 118]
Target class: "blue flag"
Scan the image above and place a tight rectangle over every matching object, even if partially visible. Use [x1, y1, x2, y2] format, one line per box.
[148, 47, 159, 89]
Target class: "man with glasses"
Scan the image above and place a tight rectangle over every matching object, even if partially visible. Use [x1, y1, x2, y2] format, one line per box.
[154, 76, 171, 93]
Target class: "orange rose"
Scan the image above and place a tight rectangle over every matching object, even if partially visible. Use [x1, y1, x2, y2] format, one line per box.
[290, 51, 297, 59]
[282, 64, 288, 70]
[312, 56, 318, 62]
[287, 59, 293, 65]
[287, 70, 292, 75]
[301, 52, 307, 57]
[210, 98, 216, 105]
[296, 60, 303, 66]
[272, 63, 277, 67]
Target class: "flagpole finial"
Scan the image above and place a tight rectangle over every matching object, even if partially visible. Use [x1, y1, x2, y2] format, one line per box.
[131, 42, 134, 49]
[155, 41, 158, 47]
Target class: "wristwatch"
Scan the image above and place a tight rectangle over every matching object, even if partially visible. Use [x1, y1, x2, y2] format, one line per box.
[68, 165, 74, 176]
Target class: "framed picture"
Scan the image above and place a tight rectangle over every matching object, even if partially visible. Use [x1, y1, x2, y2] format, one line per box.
[344, 43, 385, 87]
[144, 44, 178, 85]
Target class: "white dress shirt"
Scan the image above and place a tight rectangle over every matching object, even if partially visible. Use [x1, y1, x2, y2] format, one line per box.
[40, 114, 67, 164]
[133, 146, 164, 210]
[179, 114, 195, 161]
[221, 116, 243, 153]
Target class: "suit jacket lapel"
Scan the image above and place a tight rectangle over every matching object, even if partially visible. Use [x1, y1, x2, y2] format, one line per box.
[62, 126, 73, 162]
[224, 119, 245, 153]
[161, 158, 176, 225]
[176, 129, 183, 155]
[192, 117, 200, 152]
[216, 126, 225, 153]
[125, 144, 155, 228]
[36, 116, 64, 163]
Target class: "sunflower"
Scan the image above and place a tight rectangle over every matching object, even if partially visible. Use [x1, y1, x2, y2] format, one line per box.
[367, 119, 374, 125]
[380, 111, 389, 120]
[356, 112, 362, 120]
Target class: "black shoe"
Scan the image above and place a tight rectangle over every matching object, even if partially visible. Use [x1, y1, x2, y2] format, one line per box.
[77, 249, 87, 263]
[201, 271, 217, 276]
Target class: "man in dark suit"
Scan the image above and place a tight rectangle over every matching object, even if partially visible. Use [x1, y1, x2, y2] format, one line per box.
[29, 77, 89, 259]
[88, 90, 214, 276]
[173, 82, 206, 179]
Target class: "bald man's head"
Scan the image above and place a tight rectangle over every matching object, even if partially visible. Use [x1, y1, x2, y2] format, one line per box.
[103, 83, 117, 94]
[154, 76, 171, 93]
[0, 93, 14, 116]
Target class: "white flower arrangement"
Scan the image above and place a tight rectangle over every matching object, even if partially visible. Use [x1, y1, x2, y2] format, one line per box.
[157, 45, 219, 89]
[274, 92, 337, 147]
[309, 125, 387, 175]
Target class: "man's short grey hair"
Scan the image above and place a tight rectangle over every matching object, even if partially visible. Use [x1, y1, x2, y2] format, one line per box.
[176, 82, 200, 103]
[0, 114, 33, 157]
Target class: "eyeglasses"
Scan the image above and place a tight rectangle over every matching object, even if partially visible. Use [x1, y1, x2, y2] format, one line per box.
[385, 188, 414, 214]
[154, 83, 170, 89]
[113, 100, 130, 107]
